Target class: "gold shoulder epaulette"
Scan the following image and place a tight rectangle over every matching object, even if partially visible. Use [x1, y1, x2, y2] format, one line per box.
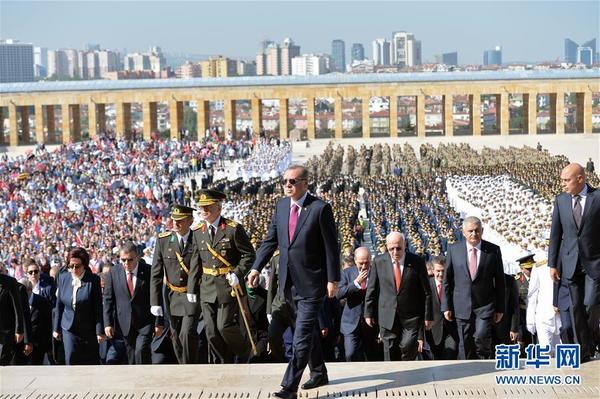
[192, 225, 202, 231]
[514, 273, 521, 280]
[158, 231, 172, 238]
[273, 249, 280, 257]
[226, 219, 238, 228]
[535, 259, 547, 267]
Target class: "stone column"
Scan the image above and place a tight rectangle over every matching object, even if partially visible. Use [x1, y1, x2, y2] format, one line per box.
[71, 104, 81, 142]
[8, 102, 18, 146]
[35, 104, 44, 144]
[61, 104, 71, 144]
[416, 94, 426, 137]
[523, 93, 537, 135]
[306, 97, 315, 140]
[197, 100, 209, 139]
[20, 106, 30, 144]
[116, 102, 132, 139]
[97, 104, 106, 133]
[279, 98, 289, 139]
[46, 105, 56, 142]
[552, 93, 564, 134]
[251, 98, 262, 136]
[224, 99, 236, 138]
[362, 97, 370, 138]
[470, 94, 481, 136]
[88, 102, 97, 139]
[334, 97, 343, 139]
[142, 101, 157, 140]
[443, 95, 453, 137]
[499, 93, 509, 135]
[0, 107, 4, 144]
[580, 91, 592, 134]
[389, 95, 398, 137]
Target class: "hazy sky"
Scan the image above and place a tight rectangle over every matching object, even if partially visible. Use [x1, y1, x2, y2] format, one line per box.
[1, 0, 598, 64]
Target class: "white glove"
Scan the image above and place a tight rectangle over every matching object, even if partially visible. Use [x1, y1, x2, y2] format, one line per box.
[150, 306, 163, 317]
[187, 293, 197, 303]
[226, 272, 240, 287]
[527, 323, 536, 335]
[267, 314, 272, 324]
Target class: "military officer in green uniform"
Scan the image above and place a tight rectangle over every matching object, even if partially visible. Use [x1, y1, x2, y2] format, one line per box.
[515, 254, 534, 356]
[187, 190, 256, 363]
[150, 204, 200, 364]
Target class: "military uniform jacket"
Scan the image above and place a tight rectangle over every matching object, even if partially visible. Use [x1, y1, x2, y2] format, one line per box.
[187, 216, 255, 304]
[151, 231, 200, 317]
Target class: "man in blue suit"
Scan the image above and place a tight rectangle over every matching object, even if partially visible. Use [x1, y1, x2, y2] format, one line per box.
[549, 163, 600, 361]
[441, 216, 505, 360]
[103, 241, 162, 364]
[337, 247, 379, 361]
[247, 165, 340, 399]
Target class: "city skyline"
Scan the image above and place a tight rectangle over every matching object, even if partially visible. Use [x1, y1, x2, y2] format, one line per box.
[1, 1, 598, 65]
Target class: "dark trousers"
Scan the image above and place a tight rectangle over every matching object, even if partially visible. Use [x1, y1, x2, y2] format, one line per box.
[169, 314, 199, 364]
[125, 329, 153, 364]
[201, 300, 249, 363]
[566, 271, 594, 359]
[456, 314, 493, 360]
[427, 328, 458, 360]
[343, 320, 380, 361]
[380, 314, 420, 361]
[281, 293, 326, 392]
[0, 340, 15, 366]
[62, 328, 100, 365]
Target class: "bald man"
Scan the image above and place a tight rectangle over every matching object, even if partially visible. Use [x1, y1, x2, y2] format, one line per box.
[549, 163, 600, 362]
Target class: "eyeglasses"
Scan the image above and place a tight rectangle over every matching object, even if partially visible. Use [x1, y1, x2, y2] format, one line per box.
[281, 178, 306, 186]
[121, 258, 135, 263]
[27, 270, 40, 275]
[68, 264, 83, 270]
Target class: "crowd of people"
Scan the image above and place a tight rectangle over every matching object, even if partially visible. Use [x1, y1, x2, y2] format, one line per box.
[1, 138, 598, 375]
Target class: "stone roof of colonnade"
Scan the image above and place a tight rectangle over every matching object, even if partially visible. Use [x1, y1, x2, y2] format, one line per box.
[1, 69, 598, 94]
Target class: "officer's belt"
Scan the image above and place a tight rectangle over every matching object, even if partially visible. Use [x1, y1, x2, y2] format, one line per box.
[166, 281, 187, 293]
[206, 243, 234, 273]
[203, 266, 234, 276]
[175, 251, 189, 274]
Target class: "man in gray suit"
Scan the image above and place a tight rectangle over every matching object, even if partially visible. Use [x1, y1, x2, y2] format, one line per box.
[442, 216, 505, 359]
[549, 163, 600, 361]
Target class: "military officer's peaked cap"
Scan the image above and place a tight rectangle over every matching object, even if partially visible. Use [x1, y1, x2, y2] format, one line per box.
[197, 189, 227, 206]
[516, 253, 535, 269]
[171, 204, 195, 220]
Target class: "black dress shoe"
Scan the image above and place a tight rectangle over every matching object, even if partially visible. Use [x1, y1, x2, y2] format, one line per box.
[272, 389, 297, 399]
[301, 375, 329, 390]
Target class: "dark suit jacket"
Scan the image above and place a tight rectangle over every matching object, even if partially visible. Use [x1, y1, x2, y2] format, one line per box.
[252, 193, 340, 299]
[35, 279, 56, 308]
[0, 274, 25, 342]
[429, 277, 457, 346]
[17, 284, 32, 345]
[103, 260, 157, 337]
[364, 252, 433, 330]
[548, 185, 600, 281]
[54, 269, 103, 335]
[29, 293, 52, 353]
[337, 266, 367, 335]
[441, 240, 505, 320]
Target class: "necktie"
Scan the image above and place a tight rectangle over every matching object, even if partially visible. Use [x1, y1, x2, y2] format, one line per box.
[393, 260, 401, 293]
[288, 204, 299, 242]
[180, 238, 185, 252]
[469, 247, 478, 280]
[437, 282, 442, 304]
[573, 195, 582, 229]
[209, 225, 215, 241]
[127, 272, 134, 297]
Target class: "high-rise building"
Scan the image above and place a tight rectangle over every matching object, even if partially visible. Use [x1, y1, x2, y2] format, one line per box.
[200, 56, 238, 78]
[280, 38, 300, 76]
[391, 31, 421, 67]
[266, 43, 281, 76]
[372, 38, 390, 66]
[97, 50, 119, 78]
[86, 51, 100, 79]
[256, 52, 266, 76]
[578, 47, 593, 66]
[563, 38, 595, 65]
[581, 39, 596, 64]
[85, 43, 101, 52]
[331, 39, 346, 72]
[34, 46, 48, 78]
[564, 38, 579, 63]
[483, 46, 502, 65]
[442, 52, 458, 66]
[176, 61, 201, 78]
[148, 46, 166, 73]
[351, 43, 365, 62]
[0, 39, 34, 83]
[292, 54, 329, 76]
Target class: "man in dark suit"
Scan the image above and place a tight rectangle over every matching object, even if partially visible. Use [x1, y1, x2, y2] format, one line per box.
[247, 165, 340, 399]
[442, 216, 505, 360]
[0, 272, 26, 365]
[151, 204, 201, 364]
[187, 189, 256, 363]
[426, 256, 459, 360]
[20, 279, 52, 365]
[364, 232, 433, 361]
[25, 258, 56, 307]
[104, 241, 162, 364]
[549, 163, 600, 361]
[337, 247, 379, 361]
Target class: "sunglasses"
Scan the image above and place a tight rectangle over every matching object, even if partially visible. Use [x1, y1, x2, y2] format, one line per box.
[281, 178, 306, 186]
[68, 264, 83, 270]
[27, 270, 40, 275]
[121, 258, 135, 263]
